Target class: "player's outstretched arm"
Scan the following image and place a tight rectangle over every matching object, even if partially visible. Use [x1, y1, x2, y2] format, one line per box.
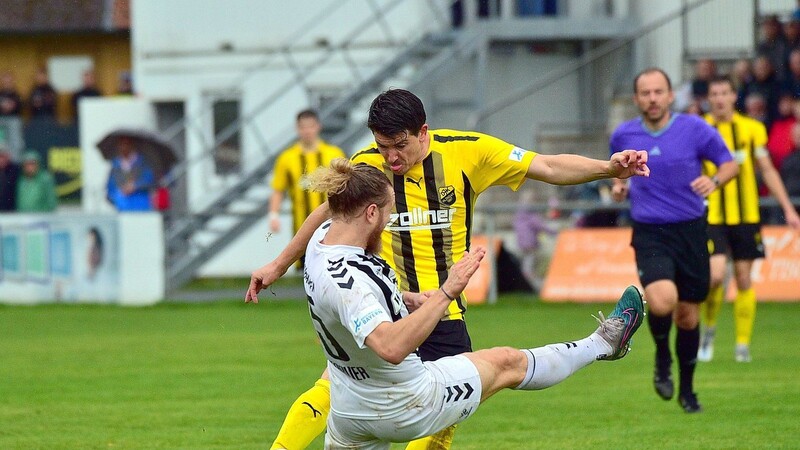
[365, 247, 486, 364]
[526, 150, 649, 185]
[245, 202, 331, 303]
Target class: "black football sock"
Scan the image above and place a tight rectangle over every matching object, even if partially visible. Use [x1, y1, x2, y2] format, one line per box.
[676, 325, 700, 395]
[648, 312, 673, 372]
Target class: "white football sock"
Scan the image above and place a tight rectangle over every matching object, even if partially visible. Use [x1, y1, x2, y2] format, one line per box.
[515, 334, 611, 390]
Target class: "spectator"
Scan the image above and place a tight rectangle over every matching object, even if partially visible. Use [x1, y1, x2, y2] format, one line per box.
[674, 58, 717, 113]
[28, 68, 57, 118]
[0, 71, 22, 116]
[784, 49, 800, 97]
[106, 136, 155, 211]
[0, 145, 20, 211]
[756, 15, 789, 81]
[71, 69, 102, 121]
[117, 71, 133, 96]
[16, 151, 57, 212]
[738, 56, 781, 125]
[733, 58, 755, 109]
[513, 189, 557, 292]
[782, 123, 800, 199]
[766, 93, 798, 172]
[570, 179, 619, 227]
[785, 19, 800, 49]
[745, 93, 769, 127]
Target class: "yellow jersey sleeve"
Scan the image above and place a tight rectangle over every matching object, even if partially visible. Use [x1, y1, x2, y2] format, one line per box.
[271, 150, 291, 191]
[459, 132, 536, 193]
[350, 146, 382, 168]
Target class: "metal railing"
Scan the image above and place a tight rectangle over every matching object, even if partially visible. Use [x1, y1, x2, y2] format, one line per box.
[467, 0, 717, 129]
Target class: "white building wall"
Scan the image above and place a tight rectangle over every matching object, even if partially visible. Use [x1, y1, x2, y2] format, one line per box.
[118, 0, 775, 277]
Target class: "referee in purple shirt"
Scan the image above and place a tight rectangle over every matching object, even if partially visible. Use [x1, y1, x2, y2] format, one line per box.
[609, 68, 739, 413]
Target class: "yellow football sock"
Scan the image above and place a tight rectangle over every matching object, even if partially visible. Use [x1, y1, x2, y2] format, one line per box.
[703, 284, 725, 328]
[405, 424, 456, 450]
[734, 288, 757, 346]
[270, 378, 330, 450]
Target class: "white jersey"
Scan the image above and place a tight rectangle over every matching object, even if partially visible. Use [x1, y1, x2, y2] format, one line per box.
[304, 221, 431, 420]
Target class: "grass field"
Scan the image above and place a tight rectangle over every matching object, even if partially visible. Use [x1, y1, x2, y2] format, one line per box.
[2, 294, 799, 449]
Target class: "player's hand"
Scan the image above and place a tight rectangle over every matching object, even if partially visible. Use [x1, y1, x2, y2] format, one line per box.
[690, 175, 717, 197]
[245, 261, 286, 303]
[611, 182, 628, 202]
[269, 217, 281, 233]
[609, 150, 649, 179]
[403, 290, 435, 312]
[784, 208, 800, 231]
[441, 247, 486, 298]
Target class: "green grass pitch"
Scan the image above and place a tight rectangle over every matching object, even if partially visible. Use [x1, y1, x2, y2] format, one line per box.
[2, 295, 798, 449]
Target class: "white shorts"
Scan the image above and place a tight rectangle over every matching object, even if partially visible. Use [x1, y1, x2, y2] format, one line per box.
[325, 354, 482, 450]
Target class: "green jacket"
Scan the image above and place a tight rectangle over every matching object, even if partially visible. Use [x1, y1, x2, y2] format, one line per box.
[16, 170, 57, 212]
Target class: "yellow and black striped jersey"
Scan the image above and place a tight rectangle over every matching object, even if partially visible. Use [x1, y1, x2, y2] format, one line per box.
[703, 112, 767, 225]
[351, 129, 536, 320]
[271, 141, 346, 233]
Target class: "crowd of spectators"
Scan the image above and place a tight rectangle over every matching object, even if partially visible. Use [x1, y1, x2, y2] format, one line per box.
[0, 67, 133, 124]
[0, 145, 57, 213]
[660, 14, 800, 223]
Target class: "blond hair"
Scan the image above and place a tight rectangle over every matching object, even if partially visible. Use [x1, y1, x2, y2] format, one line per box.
[303, 158, 392, 218]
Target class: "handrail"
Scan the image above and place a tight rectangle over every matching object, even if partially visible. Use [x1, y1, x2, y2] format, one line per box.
[466, 0, 715, 129]
[159, 0, 443, 191]
[474, 196, 800, 215]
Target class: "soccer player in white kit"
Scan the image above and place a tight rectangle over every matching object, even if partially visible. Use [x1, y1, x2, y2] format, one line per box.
[294, 158, 645, 449]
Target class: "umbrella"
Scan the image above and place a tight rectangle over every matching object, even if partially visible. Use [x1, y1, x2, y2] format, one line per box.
[96, 128, 178, 179]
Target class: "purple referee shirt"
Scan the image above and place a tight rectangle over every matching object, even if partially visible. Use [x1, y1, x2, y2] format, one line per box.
[609, 113, 733, 225]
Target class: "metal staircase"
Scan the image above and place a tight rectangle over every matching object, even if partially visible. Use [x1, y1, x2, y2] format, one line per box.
[163, 0, 723, 292]
[163, 15, 486, 292]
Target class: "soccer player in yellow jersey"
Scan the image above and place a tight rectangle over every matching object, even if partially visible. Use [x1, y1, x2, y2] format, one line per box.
[699, 76, 800, 363]
[247, 89, 649, 449]
[269, 109, 346, 238]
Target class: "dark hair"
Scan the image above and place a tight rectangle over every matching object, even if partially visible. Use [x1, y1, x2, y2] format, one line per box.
[708, 75, 735, 91]
[633, 68, 673, 93]
[367, 89, 426, 137]
[304, 158, 392, 219]
[296, 109, 319, 122]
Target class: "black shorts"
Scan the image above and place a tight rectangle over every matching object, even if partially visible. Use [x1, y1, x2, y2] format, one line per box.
[707, 224, 765, 260]
[631, 217, 710, 303]
[418, 320, 472, 362]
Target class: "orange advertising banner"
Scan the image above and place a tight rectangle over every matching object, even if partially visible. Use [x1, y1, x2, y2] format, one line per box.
[730, 226, 800, 302]
[541, 226, 800, 303]
[541, 228, 638, 302]
[463, 234, 502, 305]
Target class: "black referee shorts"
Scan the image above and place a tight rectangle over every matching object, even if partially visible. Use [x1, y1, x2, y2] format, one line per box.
[418, 319, 473, 362]
[707, 224, 766, 260]
[631, 217, 710, 303]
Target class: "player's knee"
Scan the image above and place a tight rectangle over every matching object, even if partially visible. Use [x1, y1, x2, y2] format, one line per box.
[734, 273, 751, 290]
[674, 305, 699, 329]
[709, 272, 725, 288]
[487, 346, 526, 372]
